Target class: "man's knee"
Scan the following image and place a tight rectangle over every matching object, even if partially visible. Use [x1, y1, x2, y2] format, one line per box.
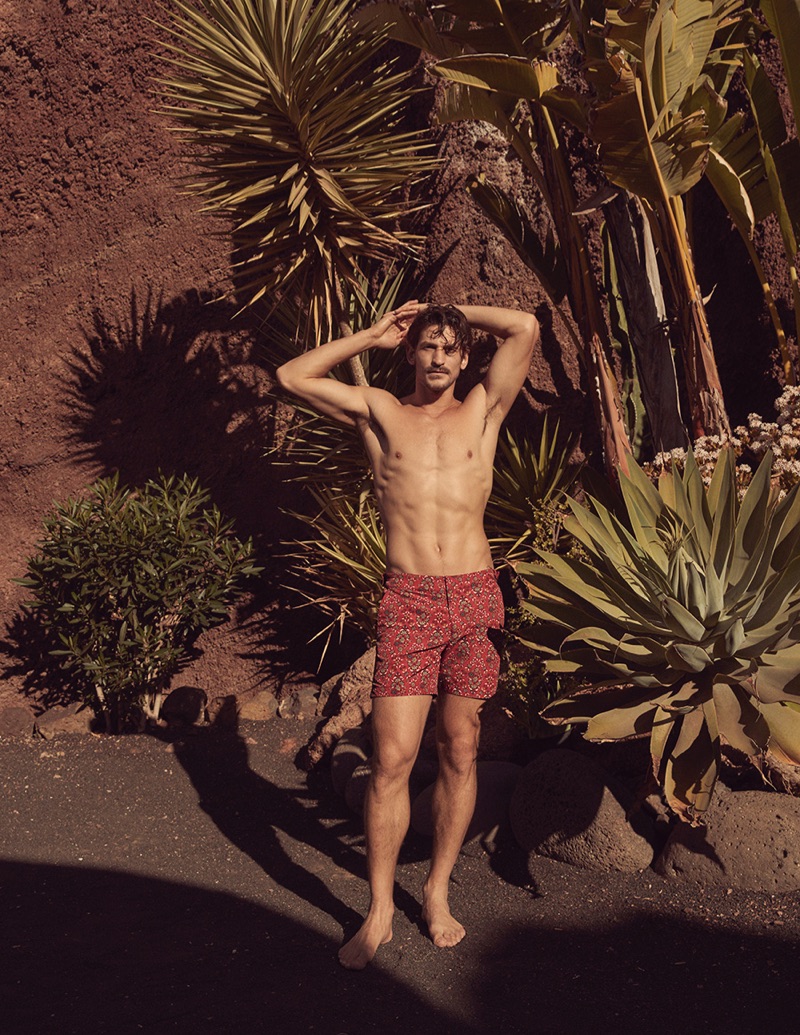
[370, 746, 417, 790]
[437, 727, 479, 776]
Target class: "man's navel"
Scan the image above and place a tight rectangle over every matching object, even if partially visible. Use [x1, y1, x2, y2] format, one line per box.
[467, 450, 473, 459]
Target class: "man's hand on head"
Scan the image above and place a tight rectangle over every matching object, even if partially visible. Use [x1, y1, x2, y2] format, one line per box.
[371, 300, 424, 350]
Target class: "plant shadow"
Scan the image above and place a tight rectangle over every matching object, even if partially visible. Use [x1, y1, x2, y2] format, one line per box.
[151, 718, 425, 940]
[61, 286, 291, 549]
[1, 858, 480, 1035]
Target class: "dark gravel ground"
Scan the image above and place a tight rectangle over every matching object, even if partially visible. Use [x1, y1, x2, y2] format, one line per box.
[2, 716, 799, 1035]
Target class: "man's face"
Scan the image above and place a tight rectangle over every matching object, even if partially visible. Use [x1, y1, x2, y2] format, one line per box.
[407, 324, 468, 392]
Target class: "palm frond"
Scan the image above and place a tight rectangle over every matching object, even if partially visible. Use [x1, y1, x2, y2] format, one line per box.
[155, 0, 437, 324]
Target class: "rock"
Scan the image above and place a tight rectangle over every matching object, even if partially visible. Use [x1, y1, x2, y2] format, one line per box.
[509, 748, 655, 873]
[476, 695, 526, 762]
[654, 785, 800, 891]
[409, 754, 439, 802]
[277, 672, 320, 719]
[338, 648, 377, 706]
[34, 702, 94, 739]
[344, 762, 372, 816]
[411, 761, 522, 847]
[277, 684, 319, 719]
[762, 751, 800, 796]
[239, 690, 279, 722]
[317, 670, 344, 716]
[0, 703, 36, 739]
[331, 725, 371, 796]
[206, 694, 239, 729]
[297, 648, 376, 770]
[160, 685, 207, 726]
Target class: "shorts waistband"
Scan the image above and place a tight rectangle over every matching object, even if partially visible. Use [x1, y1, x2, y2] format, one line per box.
[383, 568, 498, 588]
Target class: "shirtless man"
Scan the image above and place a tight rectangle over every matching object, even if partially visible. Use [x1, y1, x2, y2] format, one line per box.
[276, 300, 538, 969]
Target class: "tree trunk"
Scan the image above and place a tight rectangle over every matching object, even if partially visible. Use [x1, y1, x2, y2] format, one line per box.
[604, 193, 689, 453]
[533, 107, 632, 479]
[331, 277, 368, 386]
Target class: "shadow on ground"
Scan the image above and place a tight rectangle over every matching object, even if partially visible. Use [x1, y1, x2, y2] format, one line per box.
[1, 859, 474, 1035]
[3, 856, 797, 1035]
[158, 724, 427, 937]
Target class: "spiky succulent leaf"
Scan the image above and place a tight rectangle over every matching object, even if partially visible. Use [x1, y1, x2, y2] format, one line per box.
[156, 0, 436, 333]
[519, 448, 800, 820]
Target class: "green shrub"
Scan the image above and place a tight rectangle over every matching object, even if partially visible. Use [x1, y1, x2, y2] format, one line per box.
[18, 474, 260, 733]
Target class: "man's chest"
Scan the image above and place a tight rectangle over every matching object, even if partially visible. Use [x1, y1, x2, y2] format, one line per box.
[361, 406, 497, 485]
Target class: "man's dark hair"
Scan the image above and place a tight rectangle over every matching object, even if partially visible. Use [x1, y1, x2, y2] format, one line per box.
[406, 304, 473, 354]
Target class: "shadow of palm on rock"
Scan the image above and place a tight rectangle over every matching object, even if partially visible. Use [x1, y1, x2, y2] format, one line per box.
[61, 285, 293, 549]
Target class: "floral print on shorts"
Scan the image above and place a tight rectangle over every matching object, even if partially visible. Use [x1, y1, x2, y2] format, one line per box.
[371, 568, 505, 699]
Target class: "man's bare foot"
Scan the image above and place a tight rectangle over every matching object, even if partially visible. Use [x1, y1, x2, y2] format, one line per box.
[422, 892, 466, 948]
[338, 911, 394, 970]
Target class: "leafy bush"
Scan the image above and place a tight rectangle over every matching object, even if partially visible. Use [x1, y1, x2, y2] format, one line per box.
[519, 449, 800, 822]
[18, 474, 260, 732]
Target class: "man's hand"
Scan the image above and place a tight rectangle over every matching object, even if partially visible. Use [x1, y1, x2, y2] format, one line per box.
[276, 299, 423, 426]
[371, 300, 423, 350]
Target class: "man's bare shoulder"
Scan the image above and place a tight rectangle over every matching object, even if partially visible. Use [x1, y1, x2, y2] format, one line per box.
[355, 385, 403, 423]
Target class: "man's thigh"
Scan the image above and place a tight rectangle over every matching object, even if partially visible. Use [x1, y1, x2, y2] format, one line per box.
[438, 630, 501, 699]
[371, 695, 433, 768]
[435, 692, 483, 752]
[438, 569, 503, 699]
[372, 576, 447, 698]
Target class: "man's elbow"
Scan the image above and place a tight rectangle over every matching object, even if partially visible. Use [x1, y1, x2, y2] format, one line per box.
[275, 363, 296, 394]
[523, 313, 540, 351]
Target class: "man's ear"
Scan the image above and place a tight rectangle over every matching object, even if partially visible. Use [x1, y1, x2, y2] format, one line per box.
[405, 342, 416, 366]
[460, 351, 469, 370]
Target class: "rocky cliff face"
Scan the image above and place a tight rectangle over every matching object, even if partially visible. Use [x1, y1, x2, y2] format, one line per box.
[0, 1, 794, 708]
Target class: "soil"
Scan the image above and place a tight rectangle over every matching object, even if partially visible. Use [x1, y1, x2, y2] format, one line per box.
[2, 6, 800, 1031]
[3, 715, 799, 1035]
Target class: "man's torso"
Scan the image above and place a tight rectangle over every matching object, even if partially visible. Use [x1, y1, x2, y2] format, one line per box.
[357, 385, 500, 576]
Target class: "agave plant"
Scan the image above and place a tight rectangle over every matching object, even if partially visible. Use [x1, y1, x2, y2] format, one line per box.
[518, 448, 800, 821]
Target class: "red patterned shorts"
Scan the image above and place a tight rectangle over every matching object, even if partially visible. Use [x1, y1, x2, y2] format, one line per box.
[371, 569, 505, 699]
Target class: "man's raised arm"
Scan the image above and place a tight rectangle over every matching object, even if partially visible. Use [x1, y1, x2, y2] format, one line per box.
[457, 305, 539, 419]
[276, 301, 422, 425]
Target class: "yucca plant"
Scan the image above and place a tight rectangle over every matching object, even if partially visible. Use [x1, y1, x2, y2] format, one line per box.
[518, 448, 800, 821]
[485, 417, 580, 565]
[283, 484, 387, 660]
[155, 0, 436, 379]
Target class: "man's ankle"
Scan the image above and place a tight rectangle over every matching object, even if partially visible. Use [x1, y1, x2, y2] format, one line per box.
[422, 879, 449, 904]
[365, 901, 395, 921]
